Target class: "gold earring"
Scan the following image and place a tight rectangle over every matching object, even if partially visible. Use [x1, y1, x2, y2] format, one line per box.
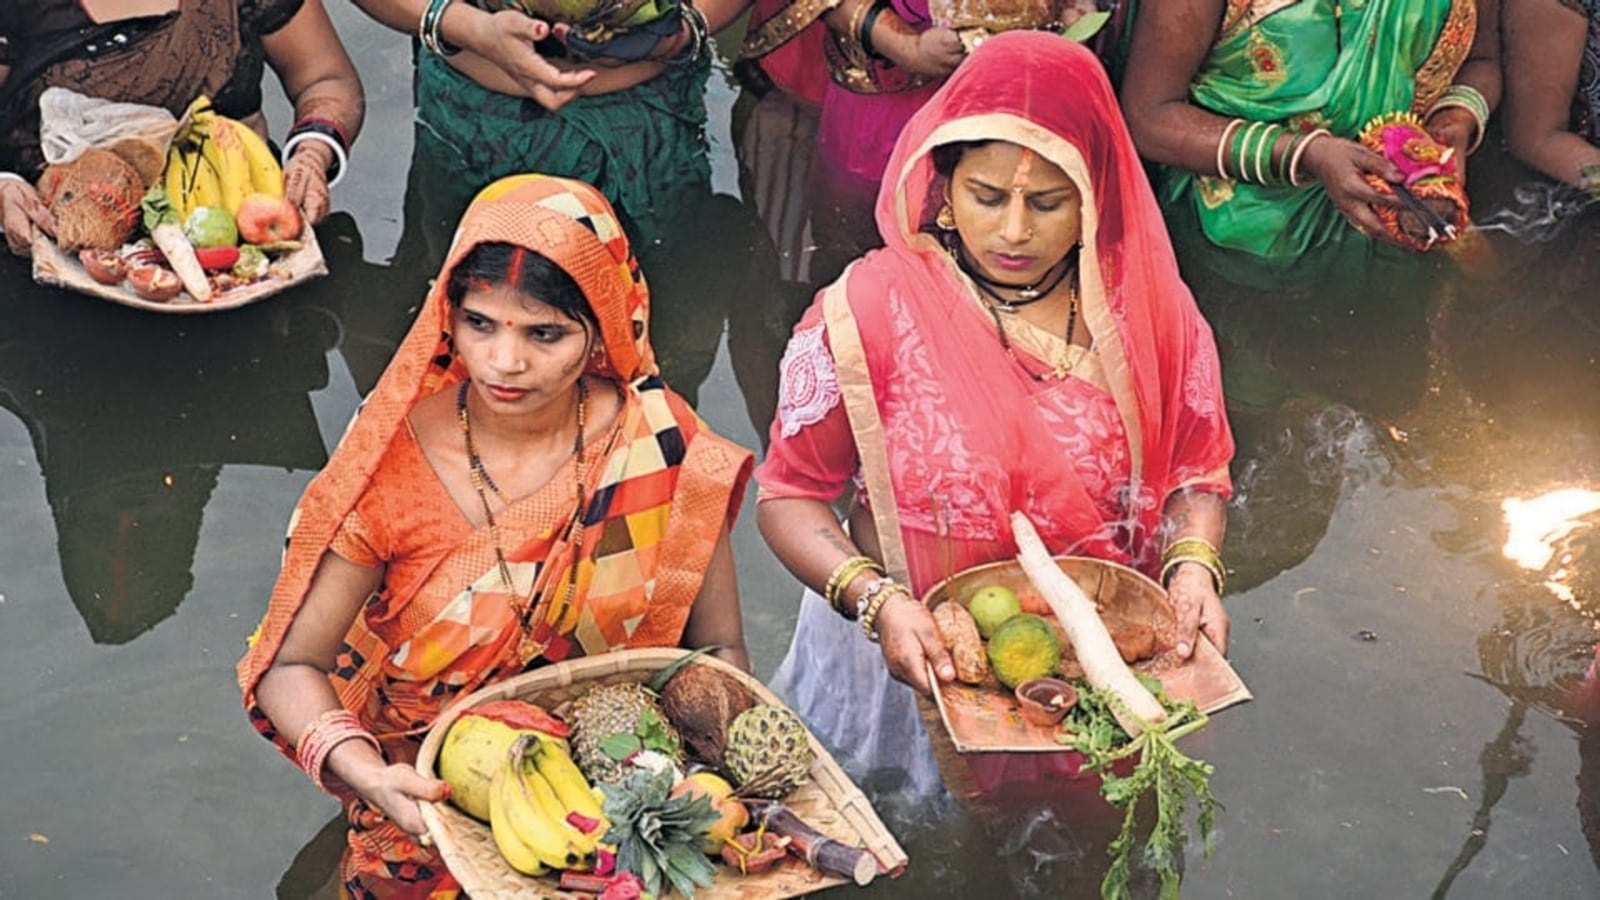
[936, 204, 956, 231]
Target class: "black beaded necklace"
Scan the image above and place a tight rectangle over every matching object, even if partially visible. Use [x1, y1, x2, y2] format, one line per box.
[951, 240, 1080, 313]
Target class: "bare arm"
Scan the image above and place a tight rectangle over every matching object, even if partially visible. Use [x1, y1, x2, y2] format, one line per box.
[262, 0, 365, 224]
[821, 0, 963, 79]
[1502, 0, 1598, 188]
[1120, 0, 1402, 241]
[1158, 488, 1229, 659]
[254, 552, 449, 836]
[681, 526, 753, 673]
[757, 496, 955, 695]
[1424, 0, 1503, 183]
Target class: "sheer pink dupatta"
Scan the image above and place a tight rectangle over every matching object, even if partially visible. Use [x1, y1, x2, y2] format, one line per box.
[833, 32, 1233, 585]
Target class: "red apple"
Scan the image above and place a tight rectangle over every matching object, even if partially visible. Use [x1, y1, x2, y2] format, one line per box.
[126, 264, 182, 302]
[234, 192, 302, 245]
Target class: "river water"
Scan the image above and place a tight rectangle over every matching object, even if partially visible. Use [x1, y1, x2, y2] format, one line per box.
[3, 11, 1600, 900]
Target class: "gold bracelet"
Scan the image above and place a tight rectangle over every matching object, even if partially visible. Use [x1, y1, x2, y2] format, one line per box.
[843, 0, 872, 52]
[824, 555, 882, 617]
[1160, 537, 1225, 594]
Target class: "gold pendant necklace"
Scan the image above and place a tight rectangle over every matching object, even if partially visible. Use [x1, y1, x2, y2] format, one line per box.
[458, 379, 589, 654]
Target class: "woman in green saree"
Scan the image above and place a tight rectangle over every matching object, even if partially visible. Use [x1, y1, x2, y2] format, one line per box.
[1120, 0, 1501, 284]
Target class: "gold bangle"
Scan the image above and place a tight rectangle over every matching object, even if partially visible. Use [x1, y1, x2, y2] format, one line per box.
[1160, 537, 1225, 594]
[825, 555, 882, 616]
[843, 0, 872, 52]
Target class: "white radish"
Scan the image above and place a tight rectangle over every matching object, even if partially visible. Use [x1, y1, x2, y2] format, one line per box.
[1009, 511, 1167, 736]
[148, 222, 212, 302]
[140, 185, 213, 302]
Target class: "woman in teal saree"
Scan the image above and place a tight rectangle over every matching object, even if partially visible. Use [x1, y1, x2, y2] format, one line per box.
[1120, 0, 1501, 284]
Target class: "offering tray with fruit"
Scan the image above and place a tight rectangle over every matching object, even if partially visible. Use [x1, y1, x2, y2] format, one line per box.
[922, 555, 1251, 754]
[415, 648, 907, 899]
[29, 95, 326, 313]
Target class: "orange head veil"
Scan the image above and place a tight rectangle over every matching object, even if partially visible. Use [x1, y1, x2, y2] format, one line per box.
[238, 174, 661, 700]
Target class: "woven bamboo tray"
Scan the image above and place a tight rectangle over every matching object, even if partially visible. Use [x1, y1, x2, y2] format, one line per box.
[922, 556, 1252, 754]
[414, 648, 909, 899]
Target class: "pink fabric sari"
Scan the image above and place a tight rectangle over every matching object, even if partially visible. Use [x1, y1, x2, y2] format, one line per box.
[761, 32, 1233, 795]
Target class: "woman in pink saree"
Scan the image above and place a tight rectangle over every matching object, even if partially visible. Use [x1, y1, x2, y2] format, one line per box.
[758, 32, 1235, 796]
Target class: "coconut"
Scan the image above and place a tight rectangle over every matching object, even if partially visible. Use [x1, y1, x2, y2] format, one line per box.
[658, 663, 760, 768]
[36, 149, 145, 252]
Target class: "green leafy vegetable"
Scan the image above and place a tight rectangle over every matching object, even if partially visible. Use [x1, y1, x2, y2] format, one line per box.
[1057, 680, 1218, 900]
[601, 767, 720, 898]
[601, 708, 681, 762]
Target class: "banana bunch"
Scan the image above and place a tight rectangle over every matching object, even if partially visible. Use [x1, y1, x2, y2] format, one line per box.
[489, 734, 612, 876]
[163, 95, 283, 224]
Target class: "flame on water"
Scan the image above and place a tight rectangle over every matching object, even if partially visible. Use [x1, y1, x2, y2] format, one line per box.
[1501, 488, 1600, 604]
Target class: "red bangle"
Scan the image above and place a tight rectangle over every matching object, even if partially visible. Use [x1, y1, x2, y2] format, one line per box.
[296, 708, 381, 794]
[289, 116, 351, 154]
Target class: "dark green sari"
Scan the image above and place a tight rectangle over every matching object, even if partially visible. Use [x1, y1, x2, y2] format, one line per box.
[412, 47, 713, 245]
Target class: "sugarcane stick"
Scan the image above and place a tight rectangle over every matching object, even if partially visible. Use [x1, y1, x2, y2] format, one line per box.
[746, 801, 877, 885]
[1009, 511, 1167, 737]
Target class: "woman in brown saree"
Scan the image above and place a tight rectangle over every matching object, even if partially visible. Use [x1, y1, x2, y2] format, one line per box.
[0, 0, 363, 256]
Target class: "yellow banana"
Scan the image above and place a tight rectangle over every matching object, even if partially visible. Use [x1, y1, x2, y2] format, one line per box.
[198, 116, 250, 216]
[187, 152, 225, 217]
[164, 145, 192, 223]
[530, 735, 607, 825]
[488, 762, 550, 877]
[501, 746, 585, 870]
[223, 115, 284, 198]
[518, 753, 597, 860]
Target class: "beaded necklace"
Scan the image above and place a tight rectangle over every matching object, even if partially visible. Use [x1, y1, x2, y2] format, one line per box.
[951, 240, 1080, 313]
[456, 378, 589, 640]
[982, 275, 1081, 381]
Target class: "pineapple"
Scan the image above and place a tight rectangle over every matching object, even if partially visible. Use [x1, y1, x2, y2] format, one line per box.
[567, 681, 682, 785]
[722, 704, 815, 799]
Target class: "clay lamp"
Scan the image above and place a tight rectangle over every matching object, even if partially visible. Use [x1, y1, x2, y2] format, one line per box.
[1014, 677, 1078, 726]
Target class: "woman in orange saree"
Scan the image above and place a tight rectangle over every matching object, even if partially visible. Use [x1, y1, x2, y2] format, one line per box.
[237, 174, 753, 898]
[758, 32, 1234, 797]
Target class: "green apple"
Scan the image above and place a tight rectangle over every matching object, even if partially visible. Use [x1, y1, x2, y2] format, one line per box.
[967, 584, 1023, 638]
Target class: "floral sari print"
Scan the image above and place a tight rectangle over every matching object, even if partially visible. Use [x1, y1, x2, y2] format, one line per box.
[761, 31, 1234, 594]
[760, 32, 1233, 796]
[1162, 0, 1476, 273]
[237, 175, 751, 898]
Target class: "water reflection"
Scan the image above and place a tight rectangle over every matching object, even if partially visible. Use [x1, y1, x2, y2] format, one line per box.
[0, 256, 338, 642]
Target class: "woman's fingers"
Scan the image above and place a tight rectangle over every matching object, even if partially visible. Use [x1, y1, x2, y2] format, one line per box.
[1, 180, 53, 257]
[374, 766, 451, 836]
[1199, 592, 1230, 657]
[876, 595, 951, 694]
[490, 12, 596, 109]
[282, 154, 331, 225]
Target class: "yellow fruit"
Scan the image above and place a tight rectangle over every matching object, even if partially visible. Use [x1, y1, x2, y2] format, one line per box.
[198, 116, 249, 217]
[530, 735, 605, 823]
[187, 154, 224, 216]
[671, 772, 748, 854]
[489, 763, 549, 876]
[164, 146, 192, 223]
[501, 748, 585, 870]
[986, 613, 1063, 689]
[225, 116, 284, 198]
[968, 584, 1023, 638]
[438, 714, 527, 822]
